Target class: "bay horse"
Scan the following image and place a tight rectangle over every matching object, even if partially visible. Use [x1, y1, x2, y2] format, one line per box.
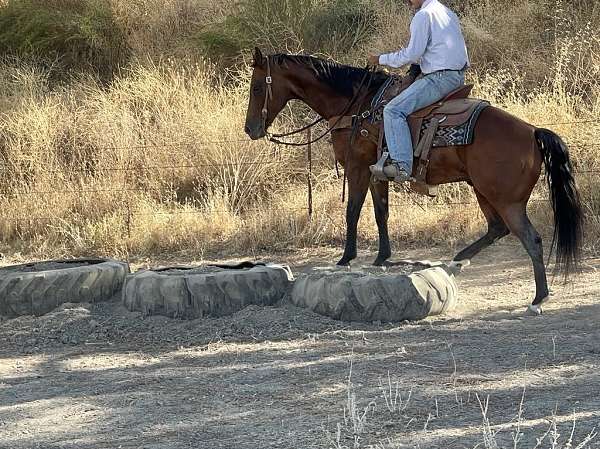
[244, 48, 583, 314]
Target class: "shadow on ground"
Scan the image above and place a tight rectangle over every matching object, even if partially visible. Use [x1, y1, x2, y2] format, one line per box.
[0, 249, 599, 449]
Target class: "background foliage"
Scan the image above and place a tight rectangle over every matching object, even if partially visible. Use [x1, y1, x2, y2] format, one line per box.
[0, 0, 598, 259]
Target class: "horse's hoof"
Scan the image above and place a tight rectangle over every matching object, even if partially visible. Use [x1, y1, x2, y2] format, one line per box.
[373, 256, 391, 267]
[337, 258, 352, 267]
[525, 304, 543, 316]
[448, 259, 470, 275]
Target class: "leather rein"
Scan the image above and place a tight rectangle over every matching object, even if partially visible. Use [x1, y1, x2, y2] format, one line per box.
[261, 56, 376, 147]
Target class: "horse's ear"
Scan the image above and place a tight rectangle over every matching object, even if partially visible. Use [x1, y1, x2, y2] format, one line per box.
[253, 47, 266, 68]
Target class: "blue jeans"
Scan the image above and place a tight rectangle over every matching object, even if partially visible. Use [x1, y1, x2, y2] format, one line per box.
[383, 70, 466, 173]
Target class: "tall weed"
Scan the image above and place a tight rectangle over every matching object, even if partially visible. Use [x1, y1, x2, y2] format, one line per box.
[0, 0, 127, 78]
[195, 0, 376, 62]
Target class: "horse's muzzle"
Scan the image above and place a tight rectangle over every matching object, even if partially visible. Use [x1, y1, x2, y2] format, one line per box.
[244, 123, 266, 140]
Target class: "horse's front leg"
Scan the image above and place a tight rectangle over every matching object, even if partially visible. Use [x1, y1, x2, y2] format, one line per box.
[337, 164, 371, 266]
[370, 180, 391, 266]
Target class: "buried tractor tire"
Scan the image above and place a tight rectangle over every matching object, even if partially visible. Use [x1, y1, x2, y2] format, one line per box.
[0, 259, 130, 318]
[122, 263, 294, 319]
[290, 266, 458, 322]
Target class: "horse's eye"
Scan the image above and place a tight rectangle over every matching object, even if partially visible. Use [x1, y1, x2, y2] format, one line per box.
[252, 84, 263, 95]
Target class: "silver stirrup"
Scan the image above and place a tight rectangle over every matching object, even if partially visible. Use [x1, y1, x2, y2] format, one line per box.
[369, 151, 390, 182]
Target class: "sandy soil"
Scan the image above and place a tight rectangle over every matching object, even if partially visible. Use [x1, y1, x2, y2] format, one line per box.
[0, 240, 599, 449]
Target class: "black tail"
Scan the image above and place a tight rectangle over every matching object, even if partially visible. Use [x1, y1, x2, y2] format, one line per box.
[535, 128, 584, 278]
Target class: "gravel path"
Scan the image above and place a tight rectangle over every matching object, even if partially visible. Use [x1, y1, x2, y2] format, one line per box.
[0, 243, 599, 449]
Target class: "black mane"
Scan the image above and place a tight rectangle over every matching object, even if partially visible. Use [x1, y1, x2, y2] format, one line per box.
[271, 54, 389, 97]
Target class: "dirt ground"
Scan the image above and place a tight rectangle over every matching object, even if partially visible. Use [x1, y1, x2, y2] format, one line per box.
[0, 240, 599, 449]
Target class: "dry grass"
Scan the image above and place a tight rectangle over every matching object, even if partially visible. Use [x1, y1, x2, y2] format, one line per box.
[327, 363, 599, 449]
[109, 0, 231, 59]
[0, 0, 598, 259]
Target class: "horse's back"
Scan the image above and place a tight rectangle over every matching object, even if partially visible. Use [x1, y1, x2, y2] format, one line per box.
[427, 105, 541, 200]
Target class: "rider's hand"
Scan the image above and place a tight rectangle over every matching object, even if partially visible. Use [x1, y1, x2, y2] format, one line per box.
[367, 54, 380, 66]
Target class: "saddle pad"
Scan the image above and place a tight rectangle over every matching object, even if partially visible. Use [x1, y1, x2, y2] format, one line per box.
[419, 100, 489, 147]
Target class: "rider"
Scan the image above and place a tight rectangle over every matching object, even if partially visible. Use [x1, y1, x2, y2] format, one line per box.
[368, 0, 469, 183]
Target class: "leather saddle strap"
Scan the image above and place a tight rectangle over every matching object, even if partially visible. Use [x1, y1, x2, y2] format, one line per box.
[376, 122, 385, 161]
[328, 115, 354, 131]
[415, 117, 440, 184]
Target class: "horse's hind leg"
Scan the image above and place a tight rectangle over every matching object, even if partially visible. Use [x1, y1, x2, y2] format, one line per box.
[370, 181, 391, 266]
[499, 204, 549, 314]
[451, 190, 509, 268]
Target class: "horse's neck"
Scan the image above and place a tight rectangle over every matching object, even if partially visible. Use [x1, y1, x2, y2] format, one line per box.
[289, 68, 366, 120]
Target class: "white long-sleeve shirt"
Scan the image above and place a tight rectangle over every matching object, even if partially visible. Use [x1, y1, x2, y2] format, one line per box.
[378, 0, 469, 74]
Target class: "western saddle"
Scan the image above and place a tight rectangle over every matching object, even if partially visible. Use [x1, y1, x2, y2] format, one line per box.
[328, 71, 489, 196]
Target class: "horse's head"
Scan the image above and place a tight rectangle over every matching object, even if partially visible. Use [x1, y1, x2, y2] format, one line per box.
[244, 47, 292, 140]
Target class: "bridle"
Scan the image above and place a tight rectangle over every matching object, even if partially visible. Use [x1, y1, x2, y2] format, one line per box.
[259, 56, 376, 147]
[260, 56, 325, 146]
[260, 56, 275, 134]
